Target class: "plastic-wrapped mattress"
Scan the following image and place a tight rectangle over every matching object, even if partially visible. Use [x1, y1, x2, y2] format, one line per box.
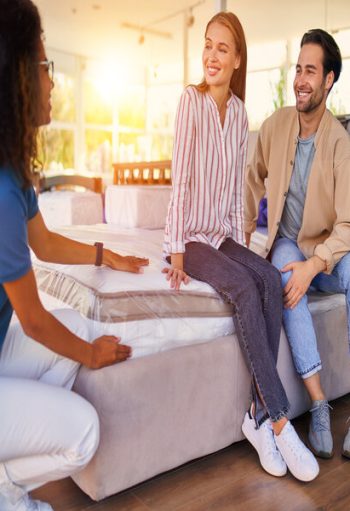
[34, 225, 241, 358]
[34, 225, 344, 359]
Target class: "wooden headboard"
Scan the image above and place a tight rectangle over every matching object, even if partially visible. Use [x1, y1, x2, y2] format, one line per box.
[39, 173, 103, 194]
[113, 160, 172, 185]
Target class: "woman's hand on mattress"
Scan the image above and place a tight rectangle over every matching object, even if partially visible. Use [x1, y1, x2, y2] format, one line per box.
[162, 267, 190, 291]
[88, 336, 132, 368]
[104, 250, 149, 273]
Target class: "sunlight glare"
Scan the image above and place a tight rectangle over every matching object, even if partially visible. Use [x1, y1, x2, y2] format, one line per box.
[89, 56, 131, 105]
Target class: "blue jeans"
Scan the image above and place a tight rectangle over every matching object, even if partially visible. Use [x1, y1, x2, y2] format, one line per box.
[183, 238, 289, 423]
[271, 237, 350, 379]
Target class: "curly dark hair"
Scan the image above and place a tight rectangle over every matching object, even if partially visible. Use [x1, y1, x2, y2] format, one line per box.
[0, 0, 42, 188]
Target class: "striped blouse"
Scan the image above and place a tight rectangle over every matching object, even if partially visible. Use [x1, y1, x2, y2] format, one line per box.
[163, 85, 248, 256]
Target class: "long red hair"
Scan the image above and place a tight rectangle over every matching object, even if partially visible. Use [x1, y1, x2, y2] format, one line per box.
[195, 11, 247, 103]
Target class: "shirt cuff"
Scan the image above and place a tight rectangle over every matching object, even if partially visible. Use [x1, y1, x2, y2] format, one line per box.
[313, 243, 334, 274]
[169, 241, 185, 254]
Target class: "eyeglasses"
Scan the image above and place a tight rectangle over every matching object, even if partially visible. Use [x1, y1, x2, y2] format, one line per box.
[38, 60, 54, 81]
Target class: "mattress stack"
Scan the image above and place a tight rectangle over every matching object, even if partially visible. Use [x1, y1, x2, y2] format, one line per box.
[104, 185, 172, 229]
[39, 190, 103, 228]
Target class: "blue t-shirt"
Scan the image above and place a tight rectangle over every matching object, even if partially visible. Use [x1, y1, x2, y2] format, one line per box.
[278, 134, 316, 241]
[0, 168, 39, 352]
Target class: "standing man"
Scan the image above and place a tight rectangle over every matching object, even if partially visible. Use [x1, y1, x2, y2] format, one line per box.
[245, 29, 350, 459]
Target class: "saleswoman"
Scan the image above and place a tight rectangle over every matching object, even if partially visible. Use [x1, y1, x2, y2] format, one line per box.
[0, 1, 148, 510]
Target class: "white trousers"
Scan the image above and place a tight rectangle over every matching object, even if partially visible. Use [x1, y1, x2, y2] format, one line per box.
[0, 309, 99, 493]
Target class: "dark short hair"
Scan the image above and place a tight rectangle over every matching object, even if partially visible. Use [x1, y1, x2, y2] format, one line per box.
[301, 29, 342, 87]
[0, 0, 42, 187]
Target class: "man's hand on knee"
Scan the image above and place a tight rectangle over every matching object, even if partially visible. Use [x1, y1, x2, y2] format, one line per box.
[282, 259, 318, 309]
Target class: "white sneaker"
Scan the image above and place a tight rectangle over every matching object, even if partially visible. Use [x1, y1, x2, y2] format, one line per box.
[0, 463, 53, 511]
[0, 492, 53, 511]
[274, 421, 319, 482]
[242, 412, 287, 477]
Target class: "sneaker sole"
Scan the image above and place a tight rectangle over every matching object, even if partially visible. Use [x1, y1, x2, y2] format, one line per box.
[287, 465, 319, 483]
[308, 440, 334, 459]
[242, 421, 287, 477]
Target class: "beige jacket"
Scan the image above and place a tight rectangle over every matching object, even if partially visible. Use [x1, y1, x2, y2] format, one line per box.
[245, 107, 350, 274]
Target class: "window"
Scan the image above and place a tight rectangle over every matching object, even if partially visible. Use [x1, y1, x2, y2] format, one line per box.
[246, 41, 287, 129]
[42, 26, 350, 172]
[85, 130, 112, 173]
[246, 68, 284, 130]
[43, 70, 76, 171]
[329, 58, 350, 114]
[51, 72, 76, 123]
[331, 29, 350, 114]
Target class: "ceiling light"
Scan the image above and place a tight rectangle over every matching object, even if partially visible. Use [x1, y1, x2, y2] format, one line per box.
[121, 22, 172, 40]
[187, 9, 195, 27]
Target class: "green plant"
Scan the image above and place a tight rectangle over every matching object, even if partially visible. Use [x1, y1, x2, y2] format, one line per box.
[271, 67, 287, 110]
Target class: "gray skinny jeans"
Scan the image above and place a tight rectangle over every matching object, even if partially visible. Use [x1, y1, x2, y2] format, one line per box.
[183, 238, 289, 424]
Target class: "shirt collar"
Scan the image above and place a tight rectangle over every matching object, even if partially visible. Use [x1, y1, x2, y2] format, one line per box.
[206, 89, 234, 109]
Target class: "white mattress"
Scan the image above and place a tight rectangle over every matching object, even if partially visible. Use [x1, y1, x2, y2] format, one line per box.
[105, 185, 171, 229]
[37, 290, 233, 359]
[34, 225, 345, 359]
[38, 191, 103, 228]
[34, 225, 234, 358]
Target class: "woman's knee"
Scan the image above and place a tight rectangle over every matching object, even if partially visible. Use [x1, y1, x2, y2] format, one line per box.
[229, 274, 261, 307]
[0, 379, 99, 468]
[65, 396, 100, 471]
[265, 263, 283, 293]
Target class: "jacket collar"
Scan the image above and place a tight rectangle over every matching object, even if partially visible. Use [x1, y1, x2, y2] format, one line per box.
[293, 107, 332, 148]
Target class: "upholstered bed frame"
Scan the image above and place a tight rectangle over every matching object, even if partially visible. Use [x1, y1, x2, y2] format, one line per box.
[72, 299, 349, 500]
[34, 225, 350, 501]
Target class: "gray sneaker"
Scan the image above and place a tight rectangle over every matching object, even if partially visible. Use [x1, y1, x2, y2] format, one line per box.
[308, 400, 333, 458]
[342, 427, 350, 458]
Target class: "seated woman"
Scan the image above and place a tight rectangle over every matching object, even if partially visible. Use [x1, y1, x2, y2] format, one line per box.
[0, 1, 148, 510]
[163, 11, 319, 482]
